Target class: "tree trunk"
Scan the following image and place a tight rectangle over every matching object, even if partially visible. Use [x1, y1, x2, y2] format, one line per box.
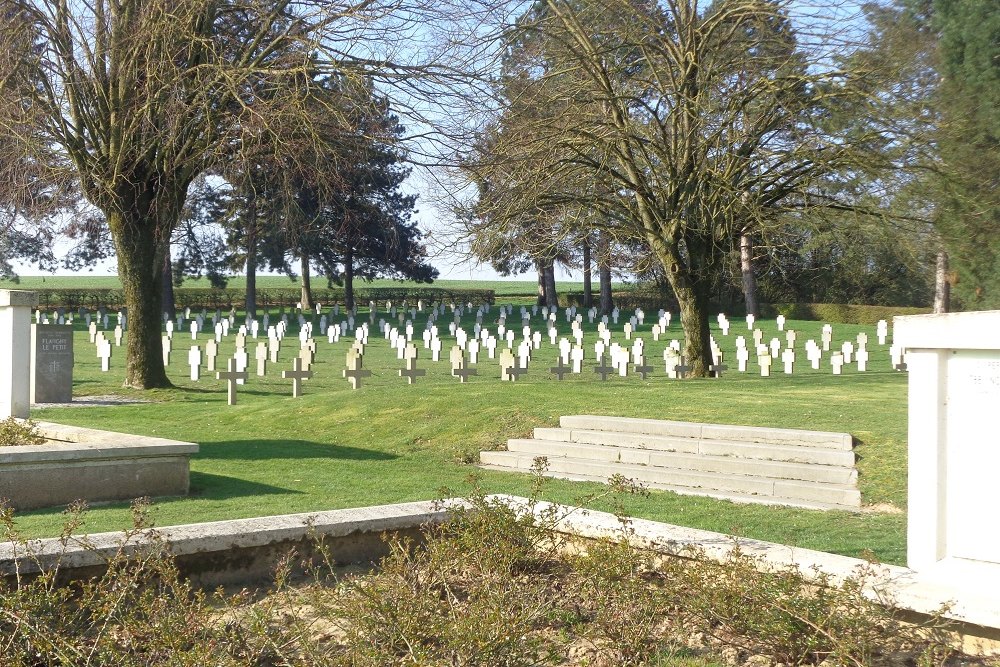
[582, 237, 593, 309]
[300, 252, 313, 311]
[544, 259, 558, 308]
[651, 234, 713, 377]
[245, 212, 258, 320]
[344, 248, 355, 312]
[934, 248, 950, 314]
[536, 262, 546, 306]
[740, 231, 759, 317]
[110, 211, 172, 389]
[598, 232, 613, 315]
[161, 247, 176, 320]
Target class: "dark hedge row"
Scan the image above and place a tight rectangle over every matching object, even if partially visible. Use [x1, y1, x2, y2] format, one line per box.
[563, 291, 930, 325]
[32, 287, 496, 311]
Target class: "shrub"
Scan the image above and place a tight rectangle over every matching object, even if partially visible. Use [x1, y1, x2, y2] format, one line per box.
[0, 418, 46, 446]
[0, 485, 965, 667]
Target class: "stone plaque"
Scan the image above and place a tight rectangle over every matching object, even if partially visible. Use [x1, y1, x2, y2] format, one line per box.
[31, 324, 74, 403]
[945, 350, 1000, 563]
[896, 310, 1000, 576]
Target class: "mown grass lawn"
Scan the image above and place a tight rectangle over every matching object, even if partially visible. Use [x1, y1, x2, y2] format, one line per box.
[15, 304, 909, 565]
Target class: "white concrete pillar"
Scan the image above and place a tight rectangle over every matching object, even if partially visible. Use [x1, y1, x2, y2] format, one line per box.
[0, 290, 38, 418]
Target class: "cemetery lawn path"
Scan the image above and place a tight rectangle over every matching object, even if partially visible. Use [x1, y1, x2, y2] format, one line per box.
[17, 314, 907, 566]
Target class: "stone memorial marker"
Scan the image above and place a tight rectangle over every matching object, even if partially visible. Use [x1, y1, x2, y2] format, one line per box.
[758, 353, 772, 377]
[664, 349, 679, 378]
[736, 347, 749, 373]
[822, 324, 833, 351]
[190, 320, 199, 340]
[255, 342, 268, 376]
[877, 319, 888, 345]
[449, 345, 464, 372]
[114, 324, 123, 347]
[855, 347, 869, 372]
[896, 311, 1000, 587]
[216, 358, 248, 405]
[452, 358, 477, 383]
[97, 337, 112, 372]
[162, 335, 171, 367]
[841, 341, 854, 364]
[594, 354, 614, 381]
[753, 328, 764, 346]
[746, 313, 755, 330]
[786, 330, 796, 348]
[188, 346, 201, 381]
[634, 356, 653, 379]
[673, 356, 691, 380]
[89, 321, 97, 343]
[709, 362, 727, 378]
[234, 349, 249, 383]
[498, 348, 515, 381]
[781, 348, 795, 375]
[831, 353, 844, 375]
[343, 352, 371, 390]
[890, 343, 906, 370]
[30, 323, 73, 404]
[283, 358, 313, 397]
[399, 354, 426, 384]
[205, 339, 218, 371]
[776, 314, 786, 331]
[807, 341, 822, 370]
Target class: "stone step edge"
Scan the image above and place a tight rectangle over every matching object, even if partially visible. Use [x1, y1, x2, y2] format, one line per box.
[479, 465, 860, 512]
[481, 451, 861, 507]
[533, 428, 856, 467]
[506, 438, 857, 485]
[559, 415, 853, 450]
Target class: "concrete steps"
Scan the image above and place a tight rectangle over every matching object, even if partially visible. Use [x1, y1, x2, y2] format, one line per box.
[480, 415, 861, 511]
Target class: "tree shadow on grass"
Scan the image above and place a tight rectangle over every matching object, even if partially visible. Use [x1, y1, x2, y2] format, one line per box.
[196, 439, 398, 462]
[187, 471, 302, 500]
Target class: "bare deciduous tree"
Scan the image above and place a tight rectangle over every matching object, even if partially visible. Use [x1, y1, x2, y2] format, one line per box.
[0, 0, 464, 387]
[461, 0, 881, 375]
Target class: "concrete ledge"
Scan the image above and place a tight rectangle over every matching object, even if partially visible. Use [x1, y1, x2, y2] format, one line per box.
[560, 416, 852, 450]
[494, 496, 1000, 650]
[0, 421, 198, 510]
[0, 290, 38, 307]
[0, 500, 453, 587]
[895, 311, 1000, 350]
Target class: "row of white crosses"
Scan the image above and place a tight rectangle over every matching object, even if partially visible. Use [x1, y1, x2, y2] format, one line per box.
[721, 315, 899, 376]
[90, 298, 906, 391]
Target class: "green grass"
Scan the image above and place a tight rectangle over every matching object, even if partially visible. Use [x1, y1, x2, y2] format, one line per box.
[15, 305, 908, 565]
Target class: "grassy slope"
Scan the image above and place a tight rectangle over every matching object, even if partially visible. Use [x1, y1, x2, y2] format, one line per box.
[17, 306, 908, 565]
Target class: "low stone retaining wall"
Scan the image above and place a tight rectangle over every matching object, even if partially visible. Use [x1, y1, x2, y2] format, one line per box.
[0, 421, 197, 511]
[0, 500, 448, 588]
[1, 497, 996, 655]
